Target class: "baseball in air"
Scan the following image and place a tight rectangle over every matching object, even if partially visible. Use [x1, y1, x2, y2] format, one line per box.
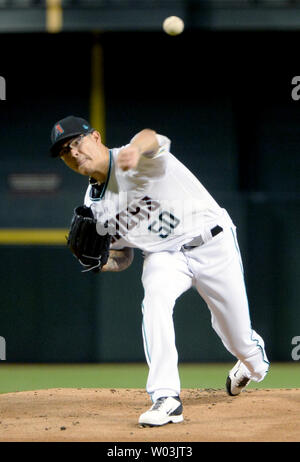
[163, 16, 184, 36]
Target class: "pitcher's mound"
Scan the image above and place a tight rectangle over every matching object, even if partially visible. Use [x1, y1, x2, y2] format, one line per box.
[0, 387, 299, 442]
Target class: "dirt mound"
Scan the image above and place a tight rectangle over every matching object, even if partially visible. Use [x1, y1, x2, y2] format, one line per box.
[0, 387, 299, 442]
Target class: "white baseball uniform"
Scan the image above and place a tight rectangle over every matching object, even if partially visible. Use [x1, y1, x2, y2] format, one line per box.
[84, 134, 270, 402]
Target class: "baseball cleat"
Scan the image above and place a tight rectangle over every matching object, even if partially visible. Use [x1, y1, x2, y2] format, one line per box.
[226, 360, 251, 396]
[138, 396, 183, 427]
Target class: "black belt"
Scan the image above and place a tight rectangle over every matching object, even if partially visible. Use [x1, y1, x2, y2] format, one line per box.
[183, 225, 223, 250]
[211, 225, 223, 237]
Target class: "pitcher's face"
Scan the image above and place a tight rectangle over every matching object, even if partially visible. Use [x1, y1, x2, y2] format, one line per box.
[59, 131, 103, 176]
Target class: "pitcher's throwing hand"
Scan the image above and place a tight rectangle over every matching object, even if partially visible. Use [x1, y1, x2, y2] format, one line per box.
[117, 145, 141, 171]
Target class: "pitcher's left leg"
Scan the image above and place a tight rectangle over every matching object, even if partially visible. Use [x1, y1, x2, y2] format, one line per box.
[191, 226, 269, 382]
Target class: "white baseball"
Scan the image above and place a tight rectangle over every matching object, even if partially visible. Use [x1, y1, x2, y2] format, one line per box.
[163, 16, 184, 36]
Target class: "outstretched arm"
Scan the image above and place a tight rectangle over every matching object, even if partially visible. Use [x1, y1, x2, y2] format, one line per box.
[101, 247, 134, 272]
[116, 129, 159, 171]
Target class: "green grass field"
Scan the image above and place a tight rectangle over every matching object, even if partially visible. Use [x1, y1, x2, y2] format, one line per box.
[0, 362, 299, 394]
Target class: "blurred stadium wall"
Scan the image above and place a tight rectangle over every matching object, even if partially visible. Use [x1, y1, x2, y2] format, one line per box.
[0, 1, 299, 362]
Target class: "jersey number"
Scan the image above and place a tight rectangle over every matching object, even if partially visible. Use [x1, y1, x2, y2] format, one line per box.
[148, 211, 180, 239]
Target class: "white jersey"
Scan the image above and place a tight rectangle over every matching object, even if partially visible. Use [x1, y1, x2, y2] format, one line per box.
[84, 134, 224, 252]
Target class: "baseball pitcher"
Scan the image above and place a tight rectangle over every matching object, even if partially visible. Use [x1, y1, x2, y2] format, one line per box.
[50, 116, 270, 427]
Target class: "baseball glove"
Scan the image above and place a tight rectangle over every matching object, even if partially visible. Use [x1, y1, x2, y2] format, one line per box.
[67, 205, 111, 273]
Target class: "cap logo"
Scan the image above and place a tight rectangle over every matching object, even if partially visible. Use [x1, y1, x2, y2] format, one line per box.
[82, 124, 89, 130]
[54, 123, 64, 139]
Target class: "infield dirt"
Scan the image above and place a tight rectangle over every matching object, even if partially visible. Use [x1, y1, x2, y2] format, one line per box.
[0, 388, 299, 442]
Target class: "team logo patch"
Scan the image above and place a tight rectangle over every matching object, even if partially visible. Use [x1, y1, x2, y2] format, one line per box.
[54, 123, 64, 139]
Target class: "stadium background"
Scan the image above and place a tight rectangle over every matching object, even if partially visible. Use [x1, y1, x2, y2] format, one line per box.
[0, 1, 299, 391]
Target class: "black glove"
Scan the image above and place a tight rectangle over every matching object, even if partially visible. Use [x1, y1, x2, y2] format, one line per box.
[67, 205, 111, 273]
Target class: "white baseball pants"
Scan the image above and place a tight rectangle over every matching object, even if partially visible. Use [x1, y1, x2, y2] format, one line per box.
[141, 214, 270, 402]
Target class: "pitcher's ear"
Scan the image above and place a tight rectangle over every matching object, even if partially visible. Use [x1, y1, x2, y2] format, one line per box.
[91, 130, 101, 144]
